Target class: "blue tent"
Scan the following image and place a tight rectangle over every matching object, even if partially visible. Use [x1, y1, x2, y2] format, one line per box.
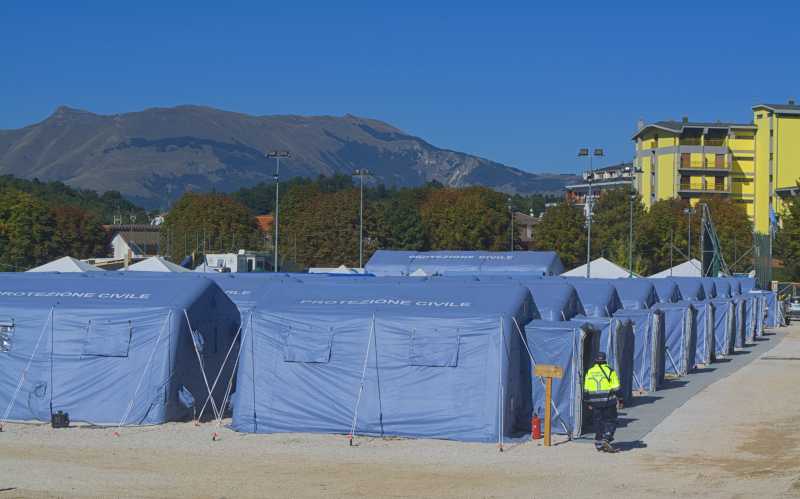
[668, 278, 714, 367]
[710, 278, 735, 357]
[746, 290, 769, 339]
[525, 319, 599, 438]
[230, 279, 534, 443]
[552, 278, 634, 402]
[647, 279, 695, 376]
[764, 291, 783, 328]
[0, 273, 240, 426]
[365, 250, 565, 277]
[600, 279, 665, 392]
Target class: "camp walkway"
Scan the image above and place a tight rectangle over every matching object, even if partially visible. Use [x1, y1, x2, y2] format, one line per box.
[605, 327, 783, 446]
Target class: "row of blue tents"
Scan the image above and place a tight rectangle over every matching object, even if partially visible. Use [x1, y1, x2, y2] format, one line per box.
[0, 263, 783, 444]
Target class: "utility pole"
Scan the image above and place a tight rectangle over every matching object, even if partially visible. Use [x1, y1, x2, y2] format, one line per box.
[578, 147, 604, 277]
[352, 169, 370, 268]
[267, 150, 290, 272]
[684, 207, 695, 261]
[508, 197, 514, 252]
[628, 193, 635, 277]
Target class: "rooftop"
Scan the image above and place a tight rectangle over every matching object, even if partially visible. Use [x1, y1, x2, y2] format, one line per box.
[633, 119, 755, 139]
[753, 102, 800, 114]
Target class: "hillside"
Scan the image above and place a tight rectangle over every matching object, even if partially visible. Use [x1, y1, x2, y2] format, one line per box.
[0, 105, 577, 209]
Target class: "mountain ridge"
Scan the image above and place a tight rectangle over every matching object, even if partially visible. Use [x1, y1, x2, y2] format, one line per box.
[0, 105, 577, 209]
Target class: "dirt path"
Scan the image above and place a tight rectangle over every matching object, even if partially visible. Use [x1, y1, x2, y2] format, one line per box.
[1, 326, 799, 498]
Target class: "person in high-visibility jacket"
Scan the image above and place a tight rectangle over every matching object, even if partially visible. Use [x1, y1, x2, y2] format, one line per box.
[584, 352, 620, 452]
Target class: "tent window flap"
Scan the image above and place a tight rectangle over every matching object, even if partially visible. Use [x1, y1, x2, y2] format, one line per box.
[83, 320, 132, 357]
[0, 320, 14, 352]
[409, 334, 459, 367]
[283, 331, 332, 363]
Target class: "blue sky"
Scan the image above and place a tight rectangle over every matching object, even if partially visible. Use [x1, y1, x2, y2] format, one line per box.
[2, 2, 799, 175]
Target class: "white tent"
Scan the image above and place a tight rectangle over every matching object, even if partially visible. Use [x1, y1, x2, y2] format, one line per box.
[307, 264, 365, 274]
[27, 256, 102, 273]
[650, 259, 702, 278]
[127, 256, 190, 273]
[562, 257, 637, 278]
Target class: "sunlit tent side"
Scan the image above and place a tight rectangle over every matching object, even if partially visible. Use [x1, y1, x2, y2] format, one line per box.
[230, 279, 535, 443]
[726, 278, 749, 349]
[603, 279, 665, 393]
[561, 257, 635, 278]
[364, 250, 564, 277]
[649, 259, 702, 278]
[126, 256, 191, 273]
[524, 319, 599, 438]
[668, 278, 714, 367]
[710, 278, 735, 357]
[0, 274, 240, 425]
[648, 279, 695, 376]
[26, 256, 102, 273]
[554, 278, 634, 403]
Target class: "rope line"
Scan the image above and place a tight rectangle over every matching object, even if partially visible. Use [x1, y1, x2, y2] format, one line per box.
[183, 310, 221, 422]
[348, 314, 375, 444]
[1, 308, 53, 425]
[117, 312, 171, 428]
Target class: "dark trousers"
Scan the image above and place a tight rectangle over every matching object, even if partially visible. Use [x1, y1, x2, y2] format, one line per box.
[591, 403, 617, 442]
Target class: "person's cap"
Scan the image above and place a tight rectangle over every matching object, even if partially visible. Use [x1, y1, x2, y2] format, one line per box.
[594, 352, 607, 363]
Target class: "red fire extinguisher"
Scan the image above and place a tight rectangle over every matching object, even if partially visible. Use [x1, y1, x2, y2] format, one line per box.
[531, 411, 542, 440]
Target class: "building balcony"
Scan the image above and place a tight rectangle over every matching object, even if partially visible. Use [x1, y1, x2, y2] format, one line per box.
[678, 163, 731, 174]
[704, 138, 725, 147]
[678, 185, 731, 196]
[679, 138, 702, 146]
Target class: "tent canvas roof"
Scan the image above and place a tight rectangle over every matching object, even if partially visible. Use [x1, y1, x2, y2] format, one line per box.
[365, 250, 564, 277]
[558, 278, 623, 317]
[561, 257, 635, 278]
[127, 256, 190, 273]
[650, 259, 702, 278]
[27, 256, 102, 273]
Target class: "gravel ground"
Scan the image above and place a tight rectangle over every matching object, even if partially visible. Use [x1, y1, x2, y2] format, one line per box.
[1, 325, 799, 499]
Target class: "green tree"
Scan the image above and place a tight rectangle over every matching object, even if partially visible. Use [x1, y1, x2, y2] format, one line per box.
[50, 205, 108, 259]
[369, 188, 428, 252]
[0, 190, 58, 270]
[775, 193, 800, 280]
[419, 187, 511, 251]
[280, 185, 367, 268]
[699, 196, 753, 274]
[591, 187, 645, 266]
[159, 192, 263, 263]
[532, 202, 587, 270]
[637, 199, 690, 275]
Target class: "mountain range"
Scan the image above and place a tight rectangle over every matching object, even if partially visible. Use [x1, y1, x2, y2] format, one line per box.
[0, 105, 578, 209]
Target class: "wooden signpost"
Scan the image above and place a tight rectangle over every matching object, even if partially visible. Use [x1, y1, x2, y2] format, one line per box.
[534, 364, 563, 447]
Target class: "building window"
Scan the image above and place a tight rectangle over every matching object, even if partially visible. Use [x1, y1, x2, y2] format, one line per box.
[680, 153, 690, 167]
[715, 154, 724, 168]
[0, 320, 15, 352]
[770, 153, 774, 161]
[715, 177, 725, 191]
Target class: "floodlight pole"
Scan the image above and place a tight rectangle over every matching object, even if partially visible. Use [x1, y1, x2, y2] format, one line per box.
[579, 147, 604, 277]
[683, 206, 694, 261]
[268, 150, 290, 272]
[625, 165, 642, 278]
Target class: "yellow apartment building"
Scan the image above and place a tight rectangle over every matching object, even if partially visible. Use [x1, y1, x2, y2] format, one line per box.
[633, 100, 800, 235]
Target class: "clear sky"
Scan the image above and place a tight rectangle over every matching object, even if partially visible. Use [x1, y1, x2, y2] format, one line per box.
[2, 2, 799, 175]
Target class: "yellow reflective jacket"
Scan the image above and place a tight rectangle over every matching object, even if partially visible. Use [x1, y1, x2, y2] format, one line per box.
[583, 363, 620, 403]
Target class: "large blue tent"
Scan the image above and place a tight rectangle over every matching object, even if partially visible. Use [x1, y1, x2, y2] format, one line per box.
[230, 278, 534, 443]
[365, 250, 564, 277]
[668, 278, 714, 367]
[710, 278, 735, 357]
[648, 279, 695, 376]
[0, 273, 240, 426]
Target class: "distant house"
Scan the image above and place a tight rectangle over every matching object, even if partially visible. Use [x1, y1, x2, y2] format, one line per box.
[514, 211, 540, 248]
[103, 224, 161, 260]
